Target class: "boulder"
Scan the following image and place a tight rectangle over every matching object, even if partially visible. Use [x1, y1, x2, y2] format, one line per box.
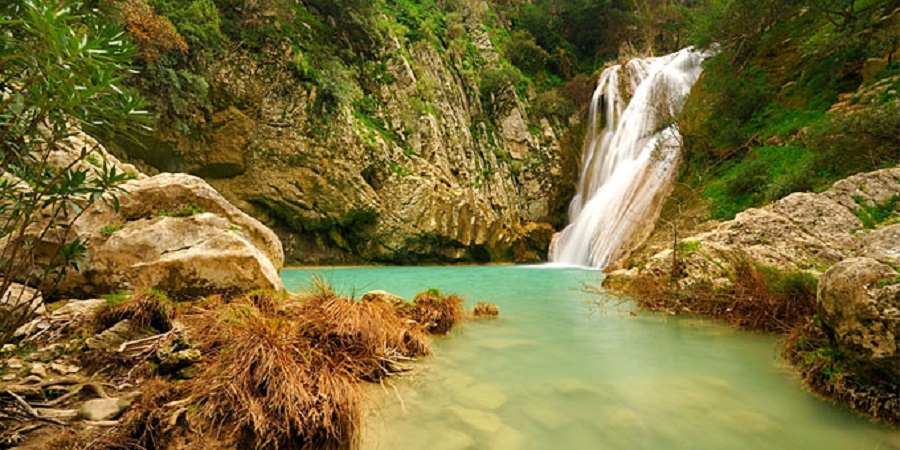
[818, 257, 900, 385]
[770, 192, 862, 251]
[862, 224, 900, 267]
[40, 173, 285, 299]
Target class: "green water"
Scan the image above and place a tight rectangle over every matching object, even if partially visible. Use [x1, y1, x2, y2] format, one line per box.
[283, 266, 899, 450]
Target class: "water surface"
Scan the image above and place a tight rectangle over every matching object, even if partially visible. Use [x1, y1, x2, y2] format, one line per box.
[283, 266, 899, 450]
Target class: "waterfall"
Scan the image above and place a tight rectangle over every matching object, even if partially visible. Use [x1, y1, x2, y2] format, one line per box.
[550, 48, 707, 268]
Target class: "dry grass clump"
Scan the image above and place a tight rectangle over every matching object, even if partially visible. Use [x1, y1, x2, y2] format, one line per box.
[293, 295, 431, 379]
[191, 307, 362, 450]
[624, 253, 817, 333]
[23, 426, 139, 450]
[184, 286, 436, 450]
[93, 290, 174, 332]
[407, 290, 465, 335]
[472, 302, 500, 318]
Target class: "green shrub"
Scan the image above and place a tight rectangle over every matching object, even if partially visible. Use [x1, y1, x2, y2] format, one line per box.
[150, 0, 227, 55]
[480, 66, 530, 112]
[101, 225, 125, 237]
[159, 203, 206, 217]
[854, 195, 900, 229]
[0, 0, 145, 345]
[758, 266, 819, 298]
[506, 31, 549, 76]
[676, 240, 701, 253]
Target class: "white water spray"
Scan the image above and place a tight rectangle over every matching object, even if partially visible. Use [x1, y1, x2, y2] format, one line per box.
[550, 48, 707, 268]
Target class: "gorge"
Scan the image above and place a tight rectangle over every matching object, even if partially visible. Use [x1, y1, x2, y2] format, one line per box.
[1, 0, 899, 449]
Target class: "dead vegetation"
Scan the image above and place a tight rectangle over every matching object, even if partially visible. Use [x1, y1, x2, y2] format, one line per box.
[405, 290, 465, 335]
[620, 252, 817, 333]
[93, 291, 175, 333]
[472, 302, 500, 318]
[2, 284, 472, 449]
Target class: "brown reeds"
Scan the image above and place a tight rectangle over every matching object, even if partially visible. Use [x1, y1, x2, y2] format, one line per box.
[407, 290, 465, 335]
[472, 302, 500, 318]
[184, 288, 437, 450]
[190, 306, 362, 450]
[93, 291, 174, 333]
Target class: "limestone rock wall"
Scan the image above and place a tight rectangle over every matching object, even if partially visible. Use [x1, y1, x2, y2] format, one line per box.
[109, 13, 574, 265]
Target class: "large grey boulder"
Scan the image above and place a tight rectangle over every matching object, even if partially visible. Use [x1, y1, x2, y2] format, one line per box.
[4, 130, 286, 300]
[818, 257, 900, 385]
[49, 173, 286, 299]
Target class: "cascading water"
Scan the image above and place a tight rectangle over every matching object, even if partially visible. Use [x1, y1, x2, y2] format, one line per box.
[551, 48, 707, 268]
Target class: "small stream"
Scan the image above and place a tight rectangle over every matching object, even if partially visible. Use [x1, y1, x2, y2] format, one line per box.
[283, 266, 899, 450]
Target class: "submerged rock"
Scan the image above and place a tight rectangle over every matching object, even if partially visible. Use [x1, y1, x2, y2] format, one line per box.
[818, 257, 900, 385]
[448, 405, 504, 434]
[458, 383, 509, 410]
[472, 302, 500, 317]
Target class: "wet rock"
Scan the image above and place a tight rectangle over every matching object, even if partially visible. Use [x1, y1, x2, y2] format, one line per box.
[489, 425, 527, 450]
[523, 404, 567, 430]
[818, 257, 900, 385]
[430, 429, 475, 450]
[479, 338, 534, 351]
[552, 377, 596, 396]
[472, 302, 500, 318]
[601, 407, 647, 431]
[79, 393, 139, 421]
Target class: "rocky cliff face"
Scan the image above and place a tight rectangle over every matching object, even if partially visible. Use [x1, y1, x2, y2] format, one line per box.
[110, 5, 576, 265]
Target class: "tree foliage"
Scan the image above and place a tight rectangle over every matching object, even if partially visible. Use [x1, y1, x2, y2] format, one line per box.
[0, 0, 146, 343]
